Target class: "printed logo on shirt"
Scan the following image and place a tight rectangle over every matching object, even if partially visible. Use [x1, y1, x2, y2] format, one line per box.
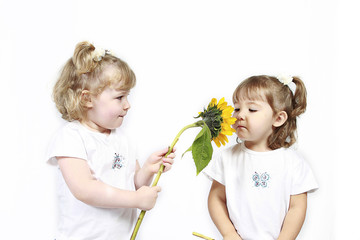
[252, 172, 270, 188]
[112, 153, 125, 169]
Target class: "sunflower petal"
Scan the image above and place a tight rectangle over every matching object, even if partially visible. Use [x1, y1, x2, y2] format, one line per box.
[213, 138, 221, 147]
[218, 133, 229, 143]
[222, 106, 234, 115]
[210, 98, 217, 107]
[224, 117, 237, 125]
[218, 97, 225, 105]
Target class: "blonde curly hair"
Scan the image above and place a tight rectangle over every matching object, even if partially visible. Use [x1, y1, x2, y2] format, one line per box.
[53, 41, 136, 122]
[232, 75, 307, 149]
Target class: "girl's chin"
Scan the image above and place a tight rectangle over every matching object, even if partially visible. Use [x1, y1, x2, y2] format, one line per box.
[236, 134, 247, 140]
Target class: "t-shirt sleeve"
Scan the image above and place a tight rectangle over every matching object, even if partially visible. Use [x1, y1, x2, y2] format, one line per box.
[203, 152, 225, 185]
[46, 125, 88, 166]
[291, 153, 319, 195]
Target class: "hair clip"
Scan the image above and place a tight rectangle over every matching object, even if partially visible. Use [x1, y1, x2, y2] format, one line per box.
[92, 46, 114, 62]
[92, 47, 106, 62]
[276, 74, 296, 95]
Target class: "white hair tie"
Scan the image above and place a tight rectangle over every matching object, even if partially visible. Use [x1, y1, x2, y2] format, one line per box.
[92, 45, 113, 62]
[277, 74, 296, 95]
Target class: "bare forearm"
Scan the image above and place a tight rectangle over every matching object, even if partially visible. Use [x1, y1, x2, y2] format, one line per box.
[278, 193, 307, 240]
[208, 181, 242, 240]
[134, 161, 154, 189]
[58, 157, 161, 211]
[73, 179, 139, 208]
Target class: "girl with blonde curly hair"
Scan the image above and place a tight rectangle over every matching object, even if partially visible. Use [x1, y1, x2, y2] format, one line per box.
[47, 41, 175, 240]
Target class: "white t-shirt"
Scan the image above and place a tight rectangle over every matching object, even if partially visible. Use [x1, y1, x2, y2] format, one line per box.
[47, 121, 138, 240]
[204, 143, 318, 240]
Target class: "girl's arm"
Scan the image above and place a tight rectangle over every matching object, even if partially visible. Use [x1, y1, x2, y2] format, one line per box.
[58, 157, 161, 211]
[277, 193, 307, 240]
[134, 147, 175, 188]
[208, 180, 242, 240]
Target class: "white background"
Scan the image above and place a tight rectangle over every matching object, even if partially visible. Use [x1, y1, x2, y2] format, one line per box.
[0, 0, 359, 239]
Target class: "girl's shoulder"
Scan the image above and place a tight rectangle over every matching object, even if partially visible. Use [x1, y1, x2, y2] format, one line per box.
[224, 142, 243, 154]
[282, 147, 307, 162]
[46, 121, 87, 165]
[221, 144, 306, 163]
[55, 120, 82, 133]
[50, 121, 81, 140]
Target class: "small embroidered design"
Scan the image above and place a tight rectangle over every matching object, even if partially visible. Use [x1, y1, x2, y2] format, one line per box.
[112, 153, 125, 169]
[252, 172, 270, 188]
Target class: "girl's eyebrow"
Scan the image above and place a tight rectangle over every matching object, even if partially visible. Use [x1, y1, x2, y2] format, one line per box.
[247, 101, 261, 105]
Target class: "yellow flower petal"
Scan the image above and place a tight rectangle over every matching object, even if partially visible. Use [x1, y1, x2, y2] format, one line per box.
[218, 97, 225, 105]
[221, 123, 232, 130]
[224, 117, 237, 125]
[222, 113, 233, 119]
[222, 129, 235, 135]
[213, 138, 221, 147]
[210, 98, 217, 107]
[218, 133, 229, 143]
[222, 106, 234, 115]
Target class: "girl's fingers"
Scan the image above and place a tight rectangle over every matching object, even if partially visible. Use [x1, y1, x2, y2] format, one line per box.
[162, 156, 175, 165]
[166, 152, 176, 159]
[158, 146, 176, 156]
[162, 163, 172, 172]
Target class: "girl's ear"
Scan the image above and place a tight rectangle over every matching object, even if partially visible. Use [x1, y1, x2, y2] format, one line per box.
[81, 90, 93, 108]
[273, 111, 288, 127]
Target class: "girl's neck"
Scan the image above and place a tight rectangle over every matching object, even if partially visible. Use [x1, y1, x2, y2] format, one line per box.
[80, 120, 111, 135]
[244, 141, 272, 152]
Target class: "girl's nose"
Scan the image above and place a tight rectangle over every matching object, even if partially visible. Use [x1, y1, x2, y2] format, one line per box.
[235, 111, 244, 121]
[124, 98, 131, 110]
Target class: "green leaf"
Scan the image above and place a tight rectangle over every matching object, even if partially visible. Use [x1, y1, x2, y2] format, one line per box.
[191, 124, 213, 175]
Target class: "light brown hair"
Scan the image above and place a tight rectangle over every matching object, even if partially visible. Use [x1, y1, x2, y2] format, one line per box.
[53, 41, 136, 121]
[232, 75, 307, 149]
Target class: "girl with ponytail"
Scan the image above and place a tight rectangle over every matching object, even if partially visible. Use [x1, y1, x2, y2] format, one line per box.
[205, 75, 318, 240]
[47, 41, 175, 240]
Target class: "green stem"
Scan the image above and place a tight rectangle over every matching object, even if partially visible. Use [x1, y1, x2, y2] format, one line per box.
[192, 232, 215, 240]
[130, 121, 203, 240]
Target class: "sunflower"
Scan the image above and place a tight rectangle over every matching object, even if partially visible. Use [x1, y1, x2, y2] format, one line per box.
[196, 97, 237, 147]
[131, 97, 236, 240]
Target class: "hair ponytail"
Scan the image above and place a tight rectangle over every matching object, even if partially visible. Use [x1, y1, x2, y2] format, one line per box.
[53, 41, 102, 121]
[72, 41, 98, 75]
[269, 76, 307, 149]
[290, 76, 307, 118]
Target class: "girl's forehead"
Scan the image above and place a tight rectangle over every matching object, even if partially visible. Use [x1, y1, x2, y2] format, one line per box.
[101, 63, 135, 91]
[109, 84, 130, 93]
[110, 81, 125, 89]
[234, 99, 268, 108]
[236, 87, 267, 102]
[102, 86, 129, 96]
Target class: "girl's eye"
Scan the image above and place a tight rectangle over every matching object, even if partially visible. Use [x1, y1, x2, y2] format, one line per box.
[117, 96, 124, 100]
[249, 109, 257, 112]
[234, 108, 240, 112]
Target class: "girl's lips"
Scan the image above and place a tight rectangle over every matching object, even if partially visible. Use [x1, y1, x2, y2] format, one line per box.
[118, 112, 127, 117]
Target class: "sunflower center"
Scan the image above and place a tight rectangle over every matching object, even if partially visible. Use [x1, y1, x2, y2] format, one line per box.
[196, 105, 223, 139]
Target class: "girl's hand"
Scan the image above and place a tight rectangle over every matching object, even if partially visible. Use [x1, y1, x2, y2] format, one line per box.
[135, 185, 162, 211]
[134, 147, 176, 188]
[144, 147, 176, 174]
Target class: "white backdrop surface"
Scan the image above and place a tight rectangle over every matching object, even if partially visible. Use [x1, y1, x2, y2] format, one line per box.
[0, 0, 358, 239]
